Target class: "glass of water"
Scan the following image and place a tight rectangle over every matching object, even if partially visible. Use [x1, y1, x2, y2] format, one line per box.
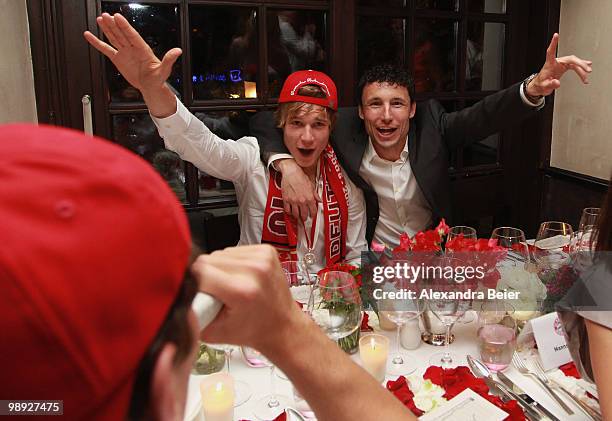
[477, 301, 516, 372]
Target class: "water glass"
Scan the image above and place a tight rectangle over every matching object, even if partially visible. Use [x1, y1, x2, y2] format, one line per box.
[477, 301, 516, 372]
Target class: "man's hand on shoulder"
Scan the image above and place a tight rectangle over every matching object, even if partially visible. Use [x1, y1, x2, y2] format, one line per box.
[277, 159, 321, 222]
[527, 33, 592, 98]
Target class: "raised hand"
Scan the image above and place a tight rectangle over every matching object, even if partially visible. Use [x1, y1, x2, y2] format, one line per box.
[528, 33, 593, 97]
[84, 13, 181, 116]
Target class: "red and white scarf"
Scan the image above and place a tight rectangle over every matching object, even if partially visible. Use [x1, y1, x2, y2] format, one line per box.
[261, 145, 349, 265]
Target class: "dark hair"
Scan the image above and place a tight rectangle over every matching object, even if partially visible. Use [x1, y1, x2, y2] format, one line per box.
[357, 64, 415, 106]
[595, 176, 612, 252]
[127, 245, 200, 419]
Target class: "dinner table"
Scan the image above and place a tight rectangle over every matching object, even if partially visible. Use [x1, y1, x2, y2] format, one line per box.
[183, 310, 598, 421]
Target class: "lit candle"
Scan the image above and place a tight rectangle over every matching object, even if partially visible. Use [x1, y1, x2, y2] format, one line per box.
[359, 334, 389, 383]
[199, 373, 234, 421]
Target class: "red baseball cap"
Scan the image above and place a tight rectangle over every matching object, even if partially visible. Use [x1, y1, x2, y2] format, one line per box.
[0, 124, 191, 420]
[278, 70, 338, 110]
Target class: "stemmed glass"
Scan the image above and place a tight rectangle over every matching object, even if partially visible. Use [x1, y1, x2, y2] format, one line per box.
[428, 257, 471, 368]
[211, 344, 252, 406]
[308, 271, 362, 340]
[575, 207, 600, 252]
[378, 261, 424, 375]
[533, 221, 573, 270]
[282, 260, 316, 308]
[447, 225, 477, 242]
[447, 226, 477, 323]
[490, 227, 530, 267]
[241, 346, 291, 420]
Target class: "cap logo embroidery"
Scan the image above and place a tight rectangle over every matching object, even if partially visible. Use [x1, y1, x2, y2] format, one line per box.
[290, 77, 331, 97]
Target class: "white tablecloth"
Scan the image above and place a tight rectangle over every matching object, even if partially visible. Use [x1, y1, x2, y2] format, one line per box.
[184, 313, 594, 421]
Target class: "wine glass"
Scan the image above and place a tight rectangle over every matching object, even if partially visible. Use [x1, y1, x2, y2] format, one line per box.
[241, 346, 292, 420]
[377, 260, 424, 375]
[490, 227, 530, 267]
[209, 343, 252, 406]
[447, 225, 477, 242]
[308, 271, 362, 341]
[447, 226, 478, 323]
[533, 221, 573, 270]
[282, 260, 316, 308]
[575, 207, 600, 252]
[428, 257, 471, 368]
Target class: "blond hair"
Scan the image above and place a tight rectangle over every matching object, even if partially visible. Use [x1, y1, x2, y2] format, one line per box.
[275, 85, 337, 130]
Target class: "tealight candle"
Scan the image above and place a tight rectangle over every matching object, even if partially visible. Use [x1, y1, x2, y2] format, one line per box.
[199, 373, 234, 421]
[359, 334, 390, 383]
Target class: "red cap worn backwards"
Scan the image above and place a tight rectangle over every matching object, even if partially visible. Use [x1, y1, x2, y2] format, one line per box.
[0, 124, 191, 420]
[278, 70, 338, 111]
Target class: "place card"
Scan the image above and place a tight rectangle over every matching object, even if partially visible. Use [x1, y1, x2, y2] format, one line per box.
[518, 312, 571, 370]
[419, 388, 508, 421]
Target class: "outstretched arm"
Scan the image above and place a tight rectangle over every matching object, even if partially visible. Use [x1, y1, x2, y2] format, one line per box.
[194, 245, 416, 421]
[442, 33, 592, 149]
[84, 13, 180, 118]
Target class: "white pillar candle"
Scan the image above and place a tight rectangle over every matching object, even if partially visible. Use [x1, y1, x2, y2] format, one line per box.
[359, 334, 389, 383]
[199, 373, 234, 421]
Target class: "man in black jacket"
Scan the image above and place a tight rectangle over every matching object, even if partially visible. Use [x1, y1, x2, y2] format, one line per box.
[251, 33, 591, 247]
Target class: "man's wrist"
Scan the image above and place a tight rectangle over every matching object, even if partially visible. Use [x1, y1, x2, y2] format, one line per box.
[141, 84, 177, 118]
[524, 73, 543, 102]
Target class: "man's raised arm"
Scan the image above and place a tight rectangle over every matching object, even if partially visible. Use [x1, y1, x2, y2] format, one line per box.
[83, 12, 179, 118]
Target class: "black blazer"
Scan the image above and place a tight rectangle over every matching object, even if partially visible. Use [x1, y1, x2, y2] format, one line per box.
[250, 82, 542, 244]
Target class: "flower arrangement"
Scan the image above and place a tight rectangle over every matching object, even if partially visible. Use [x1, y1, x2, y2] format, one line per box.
[387, 366, 526, 420]
[537, 264, 579, 313]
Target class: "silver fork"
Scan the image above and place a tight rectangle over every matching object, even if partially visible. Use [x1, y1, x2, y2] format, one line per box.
[511, 352, 574, 415]
[532, 359, 602, 421]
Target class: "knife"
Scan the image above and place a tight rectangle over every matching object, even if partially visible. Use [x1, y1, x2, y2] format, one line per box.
[482, 377, 542, 421]
[497, 371, 561, 421]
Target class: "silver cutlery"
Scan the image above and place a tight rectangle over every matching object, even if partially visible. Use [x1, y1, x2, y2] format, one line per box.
[532, 359, 602, 421]
[466, 355, 542, 421]
[497, 371, 560, 421]
[511, 352, 574, 415]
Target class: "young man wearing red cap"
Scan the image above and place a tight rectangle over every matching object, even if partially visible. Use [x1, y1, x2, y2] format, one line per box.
[0, 123, 198, 420]
[84, 13, 366, 272]
[0, 124, 414, 420]
[252, 40, 592, 248]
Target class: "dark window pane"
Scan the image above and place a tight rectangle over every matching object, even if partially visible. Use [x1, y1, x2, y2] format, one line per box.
[468, 0, 506, 13]
[112, 114, 187, 202]
[101, 3, 181, 103]
[358, 0, 405, 6]
[416, 0, 457, 11]
[466, 22, 505, 91]
[267, 10, 328, 98]
[357, 16, 405, 81]
[190, 6, 258, 100]
[413, 19, 457, 93]
[460, 100, 500, 167]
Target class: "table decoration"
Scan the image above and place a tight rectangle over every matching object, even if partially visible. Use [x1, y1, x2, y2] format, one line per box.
[359, 333, 390, 382]
[193, 342, 226, 375]
[317, 263, 371, 353]
[199, 373, 235, 421]
[386, 366, 526, 420]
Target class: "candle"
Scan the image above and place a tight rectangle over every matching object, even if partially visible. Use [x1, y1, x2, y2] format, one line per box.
[359, 334, 389, 383]
[199, 373, 234, 421]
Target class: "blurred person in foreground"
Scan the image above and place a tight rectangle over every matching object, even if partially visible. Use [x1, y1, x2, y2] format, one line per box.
[558, 175, 612, 418]
[0, 123, 414, 420]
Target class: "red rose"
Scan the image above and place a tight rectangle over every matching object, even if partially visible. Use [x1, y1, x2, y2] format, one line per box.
[559, 362, 581, 379]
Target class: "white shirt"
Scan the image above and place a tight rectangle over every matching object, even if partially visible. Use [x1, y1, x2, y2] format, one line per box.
[152, 98, 367, 272]
[359, 138, 432, 248]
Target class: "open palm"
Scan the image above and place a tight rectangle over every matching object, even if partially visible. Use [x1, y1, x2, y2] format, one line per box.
[83, 13, 181, 92]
